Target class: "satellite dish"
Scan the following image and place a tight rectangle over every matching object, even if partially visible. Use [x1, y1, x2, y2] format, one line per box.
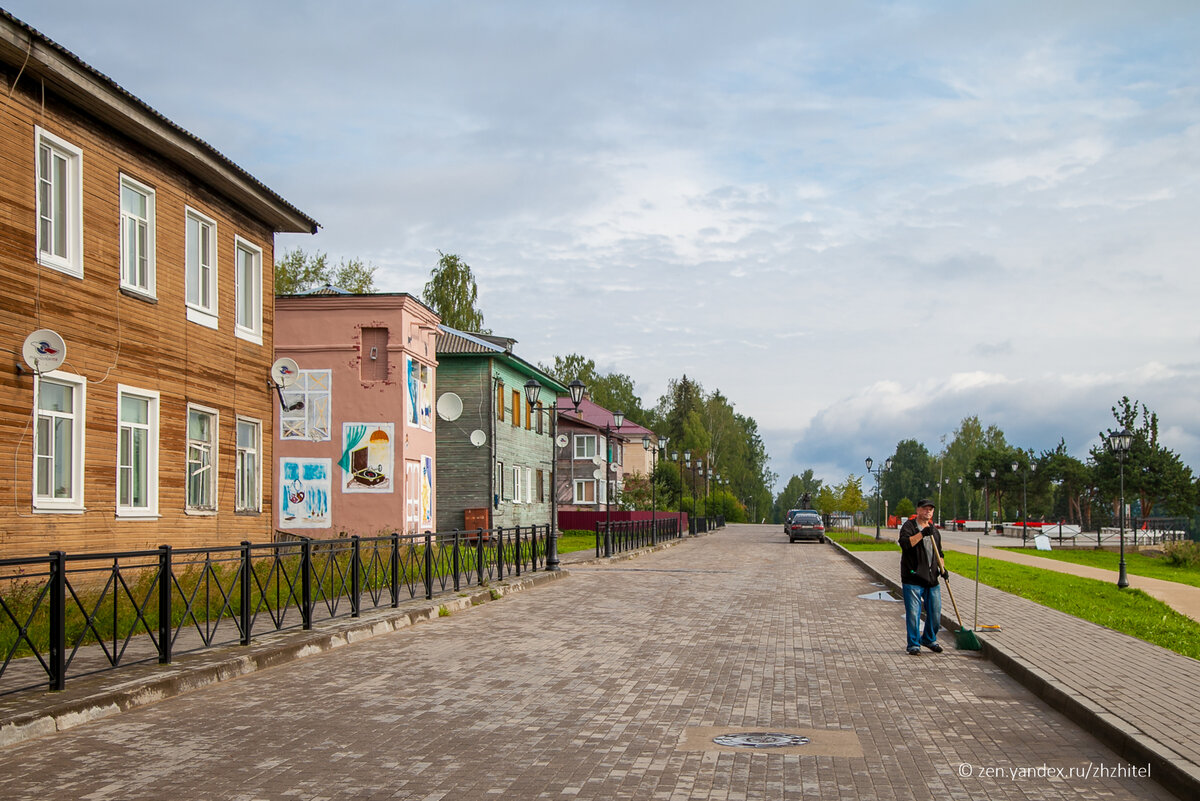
[555, 434, 568, 448]
[469, 429, 486, 447]
[437, 392, 463, 422]
[22, 329, 66, 373]
[592, 468, 602, 480]
[609, 462, 619, 472]
[270, 357, 300, 387]
[592, 456, 603, 466]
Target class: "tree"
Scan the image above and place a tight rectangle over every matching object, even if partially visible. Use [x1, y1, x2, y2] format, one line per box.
[882, 439, 934, 511]
[1041, 439, 1090, 525]
[1090, 397, 1195, 518]
[275, 248, 377, 294]
[540, 354, 646, 424]
[422, 251, 488, 332]
[774, 471, 823, 520]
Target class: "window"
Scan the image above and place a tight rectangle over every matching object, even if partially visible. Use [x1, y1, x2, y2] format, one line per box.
[512, 466, 524, 504]
[34, 372, 86, 510]
[185, 208, 217, 327]
[235, 418, 261, 512]
[495, 460, 505, 503]
[496, 382, 504, 422]
[234, 237, 262, 342]
[536, 402, 544, 435]
[360, 327, 389, 381]
[524, 467, 533, 504]
[406, 357, 432, 430]
[511, 390, 520, 428]
[525, 398, 533, 430]
[536, 469, 544, 503]
[117, 386, 158, 516]
[186, 406, 217, 511]
[572, 480, 595, 505]
[119, 175, 155, 296]
[35, 128, 84, 277]
[574, 434, 597, 460]
[280, 369, 331, 441]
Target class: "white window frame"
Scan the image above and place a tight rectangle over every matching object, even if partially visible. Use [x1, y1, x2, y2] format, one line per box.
[235, 416, 261, 513]
[119, 174, 155, 297]
[116, 385, 159, 518]
[280, 369, 331, 441]
[572, 479, 596, 505]
[33, 371, 87, 512]
[185, 207, 218, 329]
[35, 127, 84, 278]
[574, 434, 597, 460]
[186, 404, 218, 513]
[524, 467, 533, 504]
[512, 466, 524, 505]
[234, 236, 262, 344]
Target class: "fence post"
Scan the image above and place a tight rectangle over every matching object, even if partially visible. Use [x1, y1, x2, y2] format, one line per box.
[424, 531, 433, 600]
[351, 535, 361, 618]
[594, 521, 601, 558]
[496, 527, 505, 580]
[156, 545, 173, 664]
[476, 529, 485, 586]
[48, 551, 66, 692]
[453, 530, 461, 592]
[301, 539, 313, 630]
[515, 526, 522, 577]
[390, 533, 400, 608]
[605, 521, 613, 558]
[240, 541, 252, 646]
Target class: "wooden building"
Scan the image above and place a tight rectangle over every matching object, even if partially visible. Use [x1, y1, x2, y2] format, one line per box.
[434, 327, 565, 533]
[0, 12, 317, 556]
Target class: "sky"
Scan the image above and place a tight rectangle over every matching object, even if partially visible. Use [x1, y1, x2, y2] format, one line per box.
[9, 1, 1200, 490]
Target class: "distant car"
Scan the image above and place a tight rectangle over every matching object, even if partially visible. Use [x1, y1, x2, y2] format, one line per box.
[787, 511, 826, 543]
[783, 509, 803, 533]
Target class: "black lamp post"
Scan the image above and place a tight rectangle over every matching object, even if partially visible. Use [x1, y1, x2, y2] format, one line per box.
[601, 410, 624, 556]
[1012, 459, 1037, 547]
[865, 457, 891, 540]
[643, 434, 667, 543]
[1107, 429, 1131, 588]
[956, 477, 963, 527]
[523, 377, 585, 572]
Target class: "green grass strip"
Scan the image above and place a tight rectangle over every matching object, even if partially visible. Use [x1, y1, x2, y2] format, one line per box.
[942, 552, 1200, 661]
[1005, 547, 1200, 589]
[827, 530, 901, 551]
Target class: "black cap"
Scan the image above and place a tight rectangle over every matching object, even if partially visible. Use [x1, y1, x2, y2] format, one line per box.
[917, 498, 935, 508]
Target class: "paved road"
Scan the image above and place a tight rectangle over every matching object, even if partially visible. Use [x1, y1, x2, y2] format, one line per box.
[0, 525, 1172, 800]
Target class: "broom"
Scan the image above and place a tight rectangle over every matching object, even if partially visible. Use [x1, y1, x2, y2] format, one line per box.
[939, 554, 982, 651]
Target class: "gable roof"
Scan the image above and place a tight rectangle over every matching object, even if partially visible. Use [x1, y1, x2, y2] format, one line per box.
[555, 396, 656, 441]
[437, 324, 567, 395]
[0, 10, 317, 234]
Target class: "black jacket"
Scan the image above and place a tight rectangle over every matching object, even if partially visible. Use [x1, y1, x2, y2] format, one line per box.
[898, 518, 944, 587]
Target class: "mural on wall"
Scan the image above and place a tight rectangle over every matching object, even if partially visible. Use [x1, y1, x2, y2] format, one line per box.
[421, 454, 434, 528]
[280, 458, 331, 528]
[340, 423, 394, 492]
[406, 356, 433, 430]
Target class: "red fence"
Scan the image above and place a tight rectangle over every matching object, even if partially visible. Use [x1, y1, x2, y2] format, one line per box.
[558, 510, 689, 532]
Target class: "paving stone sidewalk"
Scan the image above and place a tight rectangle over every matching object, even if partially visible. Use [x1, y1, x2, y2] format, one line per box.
[0, 524, 1179, 800]
[847, 545, 1200, 800]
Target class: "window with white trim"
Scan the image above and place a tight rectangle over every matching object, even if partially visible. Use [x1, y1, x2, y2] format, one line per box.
[35, 128, 84, 277]
[574, 434, 597, 460]
[119, 175, 155, 296]
[117, 386, 158, 516]
[186, 405, 218, 511]
[280, 369, 331, 441]
[185, 208, 218, 327]
[524, 467, 533, 504]
[234, 237, 262, 343]
[235, 417, 261, 512]
[572, 479, 596, 505]
[512, 466, 524, 504]
[34, 372, 86, 510]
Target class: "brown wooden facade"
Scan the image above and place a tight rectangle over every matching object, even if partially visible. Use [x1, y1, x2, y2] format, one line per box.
[0, 13, 316, 556]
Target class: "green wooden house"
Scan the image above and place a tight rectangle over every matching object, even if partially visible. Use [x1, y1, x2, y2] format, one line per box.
[434, 326, 567, 533]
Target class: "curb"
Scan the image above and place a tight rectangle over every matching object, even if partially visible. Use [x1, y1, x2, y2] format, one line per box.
[0, 569, 567, 749]
[830, 540, 1200, 801]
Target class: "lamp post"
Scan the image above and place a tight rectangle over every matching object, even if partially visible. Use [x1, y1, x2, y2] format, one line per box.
[956, 477, 963, 527]
[601, 410, 625, 556]
[523, 377, 585, 571]
[865, 457, 892, 540]
[1106, 429, 1131, 589]
[1012, 460, 1037, 547]
[643, 434, 667, 542]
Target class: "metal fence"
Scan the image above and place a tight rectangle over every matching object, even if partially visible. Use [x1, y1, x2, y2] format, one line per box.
[0, 525, 548, 695]
[592, 514, 718, 557]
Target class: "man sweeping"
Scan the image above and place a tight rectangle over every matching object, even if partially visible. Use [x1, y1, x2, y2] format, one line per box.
[898, 499, 946, 655]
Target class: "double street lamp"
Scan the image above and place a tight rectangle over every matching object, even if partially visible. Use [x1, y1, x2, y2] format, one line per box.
[602, 410, 625, 556]
[643, 434, 668, 543]
[975, 468, 996, 533]
[865, 457, 892, 540]
[1106, 428, 1132, 589]
[1012, 460, 1037, 546]
[523, 377, 587, 571]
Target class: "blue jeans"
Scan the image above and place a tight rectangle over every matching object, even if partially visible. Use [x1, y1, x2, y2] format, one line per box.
[903, 583, 942, 650]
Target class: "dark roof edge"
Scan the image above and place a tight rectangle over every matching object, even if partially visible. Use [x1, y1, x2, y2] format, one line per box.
[0, 10, 318, 235]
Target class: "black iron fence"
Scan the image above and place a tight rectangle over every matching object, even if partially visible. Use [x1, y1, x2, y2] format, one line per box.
[0, 525, 548, 695]
[593, 515, 710, 557]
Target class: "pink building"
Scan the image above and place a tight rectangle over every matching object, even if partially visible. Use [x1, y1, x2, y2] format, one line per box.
[274, 290, 440, 536]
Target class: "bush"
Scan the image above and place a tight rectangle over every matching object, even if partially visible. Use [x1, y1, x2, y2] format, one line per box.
[1163, 540, 1200, 568]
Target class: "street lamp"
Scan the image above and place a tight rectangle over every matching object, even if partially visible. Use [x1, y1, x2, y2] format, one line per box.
[956, 477, 963, 527]
[643, 434, 667, 542]
[1106, 429, 1132, 588]
[1012, 460, 1037, 546]
[602, 410, 625, 556]
[865, 457, 892, 540]
[523, 377, 584, 571]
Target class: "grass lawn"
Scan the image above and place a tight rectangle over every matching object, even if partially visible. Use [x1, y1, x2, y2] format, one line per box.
[558, 531, 599, 555]
[827, 530, 900, 551]
[1005, 547, 1200, 589]
[941, 551, 1200, 661]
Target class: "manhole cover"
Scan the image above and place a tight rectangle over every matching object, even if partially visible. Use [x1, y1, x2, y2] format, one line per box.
[858, 590, 901, 602]
[712, 732, 811, 749]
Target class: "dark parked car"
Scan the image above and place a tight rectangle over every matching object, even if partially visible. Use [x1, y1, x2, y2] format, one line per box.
[783, 509, 803, 533]
[787, 511, 826, 543]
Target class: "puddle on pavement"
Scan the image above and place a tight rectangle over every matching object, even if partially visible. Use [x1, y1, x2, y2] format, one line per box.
[858, 590, 901, 602]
